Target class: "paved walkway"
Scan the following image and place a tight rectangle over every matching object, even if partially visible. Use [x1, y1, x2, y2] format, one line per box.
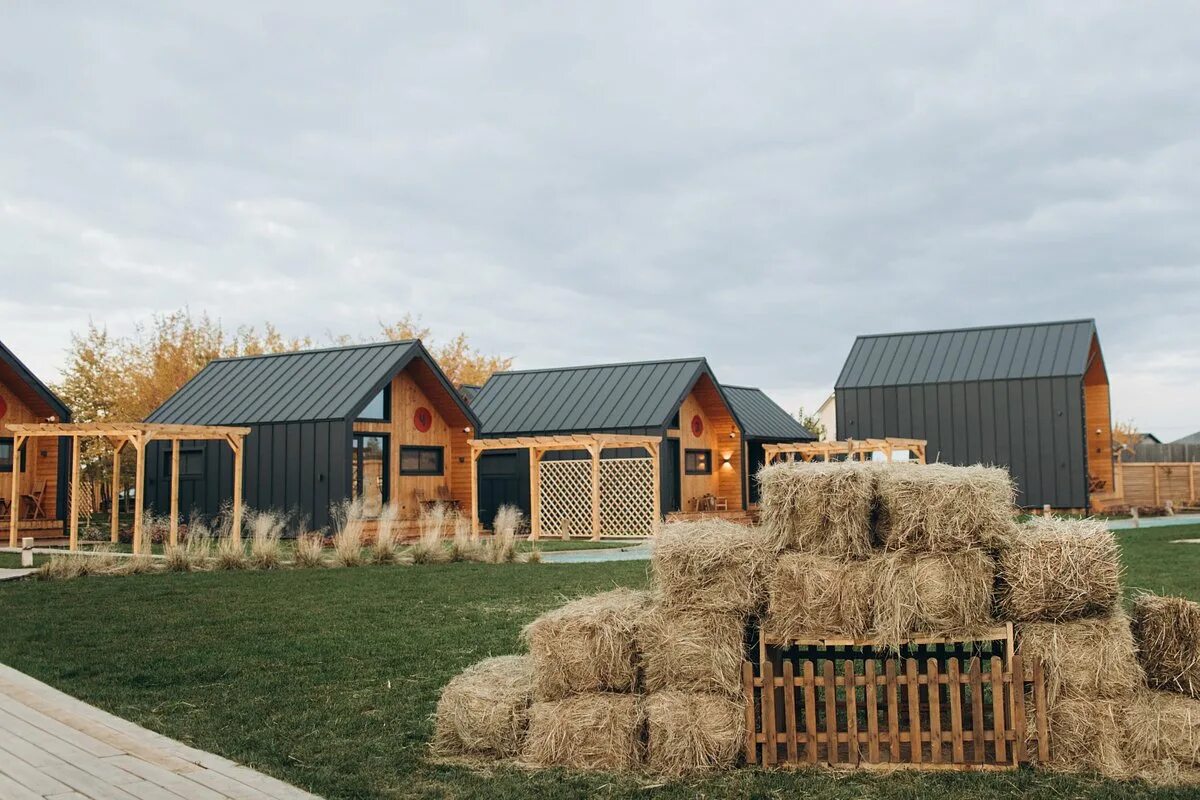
[0, 568, 37, 581]
[1106, 512, 1200, 530]
[0, 664, 321, 800]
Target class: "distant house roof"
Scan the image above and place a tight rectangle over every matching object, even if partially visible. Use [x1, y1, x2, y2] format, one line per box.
[1174, 431, 1200, 445]
[723, 385, 814, 441]
[471, 358, 738, 436]
[146, 340, 479, 427]
[1137, 432, 1163, 444]
[0, 339, 71, 421]
[836, 319, 1098, 389]
[459, 384, 482, 404]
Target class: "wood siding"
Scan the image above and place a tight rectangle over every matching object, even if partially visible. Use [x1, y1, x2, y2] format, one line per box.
[678, 373, 744, 512]
[1083, 337, 1114, 494]
[1, 377, 63, 523]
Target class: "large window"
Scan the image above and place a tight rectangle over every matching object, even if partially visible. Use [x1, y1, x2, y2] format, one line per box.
[0, 438, 26, 473]
[684, 449, 712, 475]
[400, 445, 443, 476]
[352, 434, 389, 516]
[358, 385, 391, 421]
[162, 448, 205, 480]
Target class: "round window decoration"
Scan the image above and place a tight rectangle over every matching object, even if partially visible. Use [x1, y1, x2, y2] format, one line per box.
[690, 414, 704, 437]
[413, 407, 433, 433]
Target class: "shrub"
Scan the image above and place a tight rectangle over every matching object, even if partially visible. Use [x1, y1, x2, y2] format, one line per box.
[293, 532, 327, 568]
[485, 505, 522, 564]
[448, 511, 481, 562]
[248, 509, 286, 570]
[214, 535, 248, 570]
[331, 498, 365, 567]
[371, 502, 401, 565]
[411, 503, 450, 564]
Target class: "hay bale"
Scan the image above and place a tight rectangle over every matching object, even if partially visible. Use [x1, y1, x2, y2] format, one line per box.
[652, 519, 772, 615]
[646, 691, 743, 775]
[1042, 698, 1129, 778]
[997, 516, 1120, 622]
[521, 693, 644, 771]
[1124, 690, 1200, 774]
[872, 550, 995, 648]
[1131, 593, 1200, 698]
[875, 463, 1016, 552]
[763, 553, 879, 640]
[433, 655, 533, 757]
[522, 588, 650, 701]
[1017, 609, 1144, 703]
[641, 603, 745, 696]
[756, 461, 875, 559]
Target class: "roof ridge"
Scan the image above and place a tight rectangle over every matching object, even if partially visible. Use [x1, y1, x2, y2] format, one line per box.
[489, 356, 707, 377]
[207, 339, 416, 364]
[722, 384, 762, 391]
[853, 318, 1094, 341]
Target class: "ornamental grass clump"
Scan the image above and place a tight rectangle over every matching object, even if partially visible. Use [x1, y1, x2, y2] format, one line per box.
[651, 519, 772, 615]
[433, 655, 534, 758]
[37, 553, 90, 581]
[293, 532, 327, 568]
[485, 505, 522, 564]
[248, 509, 286, 570]
[112, 554, 158, 576]
[756, 461, 876, 558]
[410, 502, 450, 564]
[370, 502, 401, 565]
[998, 516, 1121, 622]
[447, 511, 480, 562]
[331, 498, 366, 567]
[214, 535, 248, 570]
[646, 690, 744, 776]
[1130, 593, 1200, 699]
[521, 693, 644, 771]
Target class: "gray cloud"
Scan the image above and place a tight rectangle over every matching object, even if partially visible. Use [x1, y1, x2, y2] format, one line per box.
[1, 2, 1198, 437]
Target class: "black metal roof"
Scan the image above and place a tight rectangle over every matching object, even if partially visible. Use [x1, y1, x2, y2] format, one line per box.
[471, 357, 739, 436]
[836, 319, 1098, 389]
[0, 339, 71, 421]
[146, 340, 479, 427]
[1174, 431, 1200, 445]
[723, 385, 815, 441]
[459, 384, 482, 404]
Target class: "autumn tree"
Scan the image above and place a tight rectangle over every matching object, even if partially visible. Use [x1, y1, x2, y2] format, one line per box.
[1112, 419, 1141, 459]
[379, 313, 512, 386]
[795, 406, 827, 441]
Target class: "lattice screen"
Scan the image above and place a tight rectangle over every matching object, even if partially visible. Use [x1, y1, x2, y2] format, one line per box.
[600, 457, 654, 537]
[539, 459, 592, 538]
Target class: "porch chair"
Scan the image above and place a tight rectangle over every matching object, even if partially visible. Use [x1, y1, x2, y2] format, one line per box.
[21, 480, 48, 520]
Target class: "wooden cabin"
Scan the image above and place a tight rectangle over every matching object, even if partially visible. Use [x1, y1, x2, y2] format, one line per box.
[144, 340, 479, 532]
[0, 339, 71, 541]
[467, 358, 814, 534]
[834, 319, 1113, 511]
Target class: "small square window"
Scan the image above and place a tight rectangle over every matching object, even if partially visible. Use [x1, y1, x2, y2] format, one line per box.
[163, 449, 204, 479]
[0, 438, 26, 473]
[400, 446, 443, 476]
[684, 449, 711, 475]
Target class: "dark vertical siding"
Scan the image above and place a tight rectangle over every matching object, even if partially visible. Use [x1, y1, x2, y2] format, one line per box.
[836, 376, 1087, 508]
[56, 436, 71, 528]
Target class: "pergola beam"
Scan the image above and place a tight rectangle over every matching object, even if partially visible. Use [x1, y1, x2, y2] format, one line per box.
[763, 437, 928, 466]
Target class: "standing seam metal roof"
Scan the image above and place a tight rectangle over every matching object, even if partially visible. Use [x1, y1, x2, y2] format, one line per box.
[470, 358, 734, 436]
[835, 320, 1098, 389]
[723, 385, 815, 441]
[146, 340, 479, 427]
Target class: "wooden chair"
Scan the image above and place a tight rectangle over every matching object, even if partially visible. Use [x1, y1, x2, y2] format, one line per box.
[0, 496, 9, 520]
[21, 480, 47, 520]
[715, 496, 729, 511]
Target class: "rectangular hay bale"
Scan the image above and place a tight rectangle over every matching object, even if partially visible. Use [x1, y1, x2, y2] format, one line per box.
[1124, 690, 1200, 774]
[872, 549, 995, 649]
[1017, 609, 1144, 704]
[756, 462, 875, 559]
[1131, 593, 1200, 699]
[875, 462, 1016, 552]
[646, 690, 744, 775]
[763, 552, 878, 640]
[521, 693, 644, 771]
[433, 654, 534, 757]
[1042, 698, 1129, 779]
[652, 519, 773, 614]
[522, 588, 650, 701]
[640, 603, 746, 696]
[998, 516, 1121, 622]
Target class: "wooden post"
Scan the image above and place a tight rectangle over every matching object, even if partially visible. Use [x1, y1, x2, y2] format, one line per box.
[169, 439, 180, 546]
[1154, 465, 1162, 506]
[230, 435, 243, 546]
[1131, 505, 1140, 528]
[529, 448, 541, 540]
[649, 440, 661, 536]
[69, 434, 81, 551]
[111, 440, 123, 544]
[589, 443, 601, 541]
[8, 434, 22, 547]
[21, 537, 33, 567]
[132, 433, 146, 554]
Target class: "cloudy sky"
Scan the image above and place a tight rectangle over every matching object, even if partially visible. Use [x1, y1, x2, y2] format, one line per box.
[2, 3, 1198, 438]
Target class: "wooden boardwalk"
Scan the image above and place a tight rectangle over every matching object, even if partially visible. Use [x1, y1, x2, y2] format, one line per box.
[0, 664, 322, 800]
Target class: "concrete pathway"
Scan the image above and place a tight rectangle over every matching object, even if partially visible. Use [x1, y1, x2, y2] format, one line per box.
[1106, 512, 1200, 530]
[0, 568, 37, 582]
[0, 664, 321, 800]
[540, 541, 654, 563]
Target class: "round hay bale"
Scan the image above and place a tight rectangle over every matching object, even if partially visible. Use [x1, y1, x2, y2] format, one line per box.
[521, 693, 644, 771]
[763, 552, 879, 640]
[997, 517, 1121, 622]
[646, 690, 743, 775]
[652, 519, 773, 615]
[1124, 690, 1200, 777]
[1017, 609, 1144, 703]
[875, 463, 1017, 552]
[1042, 698, 1129, 779]
[522, 588, 650, 701]
[640, 603, 746, 696]
[433, 654, 533, 757]
[756, 462, 875, 559]
[1130, 593, 1200, 699]
[872, 549, 995, 649]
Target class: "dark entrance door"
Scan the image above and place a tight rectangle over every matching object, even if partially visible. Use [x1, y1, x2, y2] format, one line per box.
[662, 438, 681, 513]
[746, 440, 766, 504]
[477, 451, 529, 528]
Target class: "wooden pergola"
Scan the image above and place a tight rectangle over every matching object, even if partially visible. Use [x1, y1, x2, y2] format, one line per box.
[5, 423, 250, 552]
[764, 438, 927, 466]
[468, 433, 662, 540]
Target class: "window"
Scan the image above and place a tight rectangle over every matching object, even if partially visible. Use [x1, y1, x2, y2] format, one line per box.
[400, 445, 443, 476]
[0, 438, 26, 473]
[358, 386, 390, 421]
[353, 434, 389, 516]
[162, 448, 205, 480]
[684, 449, 711, 475]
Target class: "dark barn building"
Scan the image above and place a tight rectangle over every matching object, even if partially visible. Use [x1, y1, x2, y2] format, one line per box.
[144, 340, 479, 530]
[835, 319, 1112, 510]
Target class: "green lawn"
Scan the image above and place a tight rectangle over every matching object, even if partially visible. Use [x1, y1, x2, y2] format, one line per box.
[1, 527, 1198, 799]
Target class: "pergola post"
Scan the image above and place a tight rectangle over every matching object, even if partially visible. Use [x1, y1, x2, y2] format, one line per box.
[648, 440, 661, 535]
[8, 434, 23, 547]
[132, 433, 146, 554]
[528, 448, 541, 541]
[69, 434, 81, 551]
[110, 440, 124, 544]
[470, 446, 481, 540]
[230, 435, 244, 546]
[169, 439, 180, 547]
[589, 442, 601, 541]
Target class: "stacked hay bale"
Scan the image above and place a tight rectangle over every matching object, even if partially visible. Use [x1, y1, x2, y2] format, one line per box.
[998, 516, 1140, 777]
[433, 655, 534, 759]
[760, 461, 1012, 646]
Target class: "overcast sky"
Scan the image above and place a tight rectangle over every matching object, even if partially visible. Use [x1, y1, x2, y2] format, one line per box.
[2, 3, 1198, 438]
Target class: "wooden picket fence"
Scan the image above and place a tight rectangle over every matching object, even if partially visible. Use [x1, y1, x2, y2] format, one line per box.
[744, 627, 1049, 769]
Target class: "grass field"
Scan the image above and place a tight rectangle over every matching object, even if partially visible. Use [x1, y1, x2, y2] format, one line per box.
[1, 525, 1198, 799]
